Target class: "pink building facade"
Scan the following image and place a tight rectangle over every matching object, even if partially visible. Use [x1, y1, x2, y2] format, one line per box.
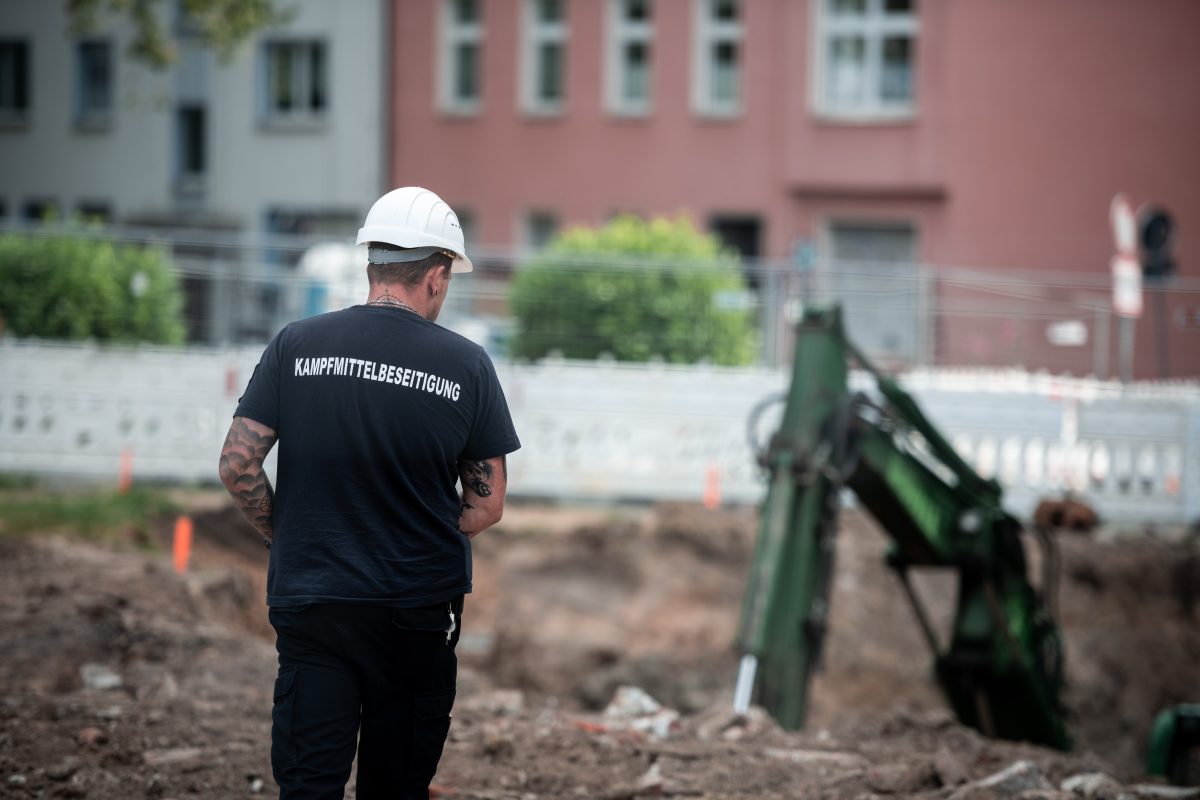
[389, 0, 1200, 378]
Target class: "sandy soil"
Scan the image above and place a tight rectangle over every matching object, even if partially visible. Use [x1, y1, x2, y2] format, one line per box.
[0, 499, 1197, 799]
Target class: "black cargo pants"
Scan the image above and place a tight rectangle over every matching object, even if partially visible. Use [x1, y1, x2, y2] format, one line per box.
[267, 599, 462, 800]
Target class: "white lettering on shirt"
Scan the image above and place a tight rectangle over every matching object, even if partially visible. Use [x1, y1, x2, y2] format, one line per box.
[293, 354, 463, 403]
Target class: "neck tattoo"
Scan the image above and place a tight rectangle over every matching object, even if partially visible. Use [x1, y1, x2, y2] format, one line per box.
[367, 289, 421, 316]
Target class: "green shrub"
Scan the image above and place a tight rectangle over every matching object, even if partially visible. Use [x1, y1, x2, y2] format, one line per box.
[0, 231, 186, 344]
[510, 215, 757, 365]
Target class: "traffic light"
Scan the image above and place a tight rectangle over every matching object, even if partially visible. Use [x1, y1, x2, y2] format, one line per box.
[1137, 205, 1176, 282]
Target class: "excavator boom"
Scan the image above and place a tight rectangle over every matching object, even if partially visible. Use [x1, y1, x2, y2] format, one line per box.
[736, 305, 1070, 750]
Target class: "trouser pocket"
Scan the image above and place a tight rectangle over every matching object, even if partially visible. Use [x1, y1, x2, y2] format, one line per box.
[270, 667, 299, 777]
[410, 687, 456, 786]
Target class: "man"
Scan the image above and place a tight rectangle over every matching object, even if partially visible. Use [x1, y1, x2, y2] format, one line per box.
[218, 186, 520, 799]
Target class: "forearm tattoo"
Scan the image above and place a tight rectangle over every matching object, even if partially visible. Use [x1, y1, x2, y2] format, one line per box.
[461, 459, 493, 497]
[219, 417, 278, 544]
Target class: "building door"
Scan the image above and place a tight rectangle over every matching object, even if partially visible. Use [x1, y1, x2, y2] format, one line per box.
[826, 221, 923, 367]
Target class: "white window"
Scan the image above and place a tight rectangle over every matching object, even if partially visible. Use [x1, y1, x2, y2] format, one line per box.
[521, 0, 568, 115]
[605, 0, 653, 116]
[0, 40, 30, 126]
[439, 0, 484, 114]
[76, 39, 114, 129]
[692, 0, 742, 117]
[262, 40, 328, 125]
[813, 0, 917, 120]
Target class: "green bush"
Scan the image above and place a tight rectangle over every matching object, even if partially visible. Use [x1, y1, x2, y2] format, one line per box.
[0, 231, 186, 344]
[510, 215, 757, 365]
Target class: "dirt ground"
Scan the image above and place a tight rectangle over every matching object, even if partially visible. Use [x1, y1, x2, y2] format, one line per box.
[1, 497, 1198, 799]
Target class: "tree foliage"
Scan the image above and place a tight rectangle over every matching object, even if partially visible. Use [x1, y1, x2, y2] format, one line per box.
[510, 215, 757, 365]
[67, 0, 292, 69]
[0, 232, 186, 344]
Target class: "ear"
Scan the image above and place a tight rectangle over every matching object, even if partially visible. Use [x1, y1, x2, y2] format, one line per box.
[431, 264, 451, 294]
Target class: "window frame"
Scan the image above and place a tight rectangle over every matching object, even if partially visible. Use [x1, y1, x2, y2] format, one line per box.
[438, 0, 485, 115]
[691, 0, 743, 118]
[520, 0, 569, 116]
[810, 0, 918, 123]
[260, 39, 329, 129]
[605, 0, 654, 117]
[0, 39, 31, 128]
[75, 38, 114, 131]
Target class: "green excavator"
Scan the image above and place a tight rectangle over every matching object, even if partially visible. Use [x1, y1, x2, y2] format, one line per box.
[734, 304, 1071, 750]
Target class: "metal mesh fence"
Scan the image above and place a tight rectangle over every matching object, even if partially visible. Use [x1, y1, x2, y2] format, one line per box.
[2, 221, 1198, 380]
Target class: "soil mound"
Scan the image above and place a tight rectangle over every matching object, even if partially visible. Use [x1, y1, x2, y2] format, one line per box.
[0, 500, 1196, 797]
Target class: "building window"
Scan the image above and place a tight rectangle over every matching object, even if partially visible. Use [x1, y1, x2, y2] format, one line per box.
[76, 201, 113, 223]
[524, 211, 559, 251]
[455, 210, 476, 249]
[711, 214, 761, 287]
[521, 0, 568, 115]
[75, 39, 114, 129]
[606, 0, 653, 116]
[262, 40, 327, 125]
[813, 0, 917, 120]
[0, 40, 31, 125]
[692, 0, 741, 116]
[439, 0, 483, 114]
[177, 105, 206, 186]
[22, 199, 60, 222]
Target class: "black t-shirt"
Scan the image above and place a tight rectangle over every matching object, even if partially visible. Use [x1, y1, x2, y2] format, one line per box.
[234, 305, 521, 608]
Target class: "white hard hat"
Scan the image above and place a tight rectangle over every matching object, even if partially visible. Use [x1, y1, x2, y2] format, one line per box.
[356, 186, 473, 273]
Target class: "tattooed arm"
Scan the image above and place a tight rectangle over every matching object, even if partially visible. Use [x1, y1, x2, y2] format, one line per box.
[457, 455, 508, 538]
[218, 416, 279, 547]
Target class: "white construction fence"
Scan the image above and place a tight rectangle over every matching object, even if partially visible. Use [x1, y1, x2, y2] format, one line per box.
[0, 339, 1196, 526]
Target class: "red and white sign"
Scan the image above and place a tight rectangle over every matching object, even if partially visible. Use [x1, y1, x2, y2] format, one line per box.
[1110, 193, 1142, 318]
[1111, 254, 1143, 318]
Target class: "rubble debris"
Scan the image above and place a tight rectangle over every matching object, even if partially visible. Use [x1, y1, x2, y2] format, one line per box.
[1, 506, 1197, 799]
[45, 755, 82, 781]
[950, 760, 1052, 798]
[1060, 772, 1128, 799]
[143, 747, 204, 767]
[603, 686, 679, 739]
[77, 726, 107, 747]
[866, 760, 939, 794]
[79, 663, 122, 691]
[459, 689, 525, 717]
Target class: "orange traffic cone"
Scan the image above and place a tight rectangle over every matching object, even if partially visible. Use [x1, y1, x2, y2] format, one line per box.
[704, 463, 721, 510]
[173, 516, 193, 574]
[117, 449, 134, 494]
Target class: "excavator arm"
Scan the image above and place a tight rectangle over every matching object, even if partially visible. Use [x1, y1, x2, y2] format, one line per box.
[735, 305, 1070, 750]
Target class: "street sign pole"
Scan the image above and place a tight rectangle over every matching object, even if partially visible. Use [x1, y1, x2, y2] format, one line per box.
[1110, 194, 1142, 383]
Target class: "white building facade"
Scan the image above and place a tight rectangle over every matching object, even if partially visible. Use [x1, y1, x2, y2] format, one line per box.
[0, 0, 388, 341]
